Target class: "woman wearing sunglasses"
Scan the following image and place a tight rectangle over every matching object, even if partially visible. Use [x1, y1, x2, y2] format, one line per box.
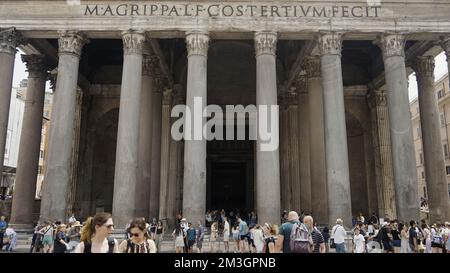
[119, 218, 157, 253]
[74, 212, 119, 253]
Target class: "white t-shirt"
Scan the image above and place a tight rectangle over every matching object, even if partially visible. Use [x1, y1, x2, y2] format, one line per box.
[353, 234, 366, 253]
[332, 225, 346, 244]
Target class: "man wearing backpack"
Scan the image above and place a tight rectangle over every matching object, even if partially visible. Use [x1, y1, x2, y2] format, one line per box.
[275, 211, 300, 253]
[331, 218, 347, 253]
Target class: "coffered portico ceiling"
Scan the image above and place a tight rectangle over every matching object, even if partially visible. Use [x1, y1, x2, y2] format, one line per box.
[0, 0, 449, 39]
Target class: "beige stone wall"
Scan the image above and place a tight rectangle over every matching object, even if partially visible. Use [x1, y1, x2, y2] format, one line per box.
[411, 74, 450, 203]
[1, 1, 450, 39]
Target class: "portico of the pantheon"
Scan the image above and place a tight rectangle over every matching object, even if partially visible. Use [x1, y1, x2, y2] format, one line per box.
[1, 0, 450, 229]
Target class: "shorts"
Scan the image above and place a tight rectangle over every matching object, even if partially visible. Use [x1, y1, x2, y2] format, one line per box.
[42, 235, 53, 246]
[223, 233, 229, 242]
[382, 241, 393, 251]
[188, 240, 195, 248]
[431, 242, 443, 248]
[240, 235, 247, 241]
[392, 240, 401, 247]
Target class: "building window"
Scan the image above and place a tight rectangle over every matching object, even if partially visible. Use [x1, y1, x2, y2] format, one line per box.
[421, 171, 425, 179]
[437, 89, 444, 99]
[441, 113, 445, 127]
[416, 107, 420, 114]
[40, 150, 44, 159]
[419, 153, 423, 165]
[417, 127, 421, 138]
[423, 187, 427, 198]
[446, 166, 450, 175]
[444, 144, 449, 158]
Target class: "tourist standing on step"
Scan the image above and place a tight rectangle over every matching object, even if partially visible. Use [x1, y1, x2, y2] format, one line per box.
[353, 227, 366, 253]
[304, 216, 326, 253]
[223, 216, 230, 253]
[186, 222, 196, 253]
[74, 212, 118, 253]
[154, 220, 164, 253]
[172, 223, 185, 253]
[275, 211, 300, 253]
[67, 221, 82, 252]
[53, 224, 69, 253]
[331, 218, 347, 253]
[3, 227, 16, 252]
[38, 221, 54, 253]
[237, 217, 249, 253]
[399, 223, 410, 253]
[118, 218, 156, 253]
[0, 216, 7, 250]
[252, 224, 265, 253]
[210, 221, 218, 252]
[196, 221, 205, 253]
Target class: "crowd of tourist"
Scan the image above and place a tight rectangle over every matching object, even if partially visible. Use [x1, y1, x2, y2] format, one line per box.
[0, 210, 449, 253]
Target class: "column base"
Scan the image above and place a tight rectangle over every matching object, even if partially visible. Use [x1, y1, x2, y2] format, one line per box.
[8, 223, 34, 233]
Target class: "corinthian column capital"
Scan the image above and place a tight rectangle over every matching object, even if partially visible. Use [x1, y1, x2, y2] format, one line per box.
[304, 56, 321, 78]
[122, 31, 146, 55]
[254, 31, 277, 57]
[375, 33, 405, 59]
[58, 31, 88, 57]
[0, 28, 25, 56]
[185, 31, 209, 57]
[412, 56, 435, 78]
[21, 54, 48, 78]
[318, 32, 343, 56]
[440, 36, 450, 58]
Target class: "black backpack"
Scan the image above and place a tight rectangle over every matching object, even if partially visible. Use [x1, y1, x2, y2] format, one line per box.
[83, 238, 115, 253]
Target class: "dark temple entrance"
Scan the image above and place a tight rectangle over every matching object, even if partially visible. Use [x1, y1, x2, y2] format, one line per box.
[206, 138, 255, 214]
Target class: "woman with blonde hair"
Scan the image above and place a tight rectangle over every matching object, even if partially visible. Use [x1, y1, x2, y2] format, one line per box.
[263, 223, 277, 253]
[53, 224, 69, 253]
[74, 212, 118, 253]
[210, 221, 218, 252]
[118, 218, 156, 253]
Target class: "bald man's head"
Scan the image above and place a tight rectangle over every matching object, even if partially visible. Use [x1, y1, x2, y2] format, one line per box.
[288, 211, 299, 221]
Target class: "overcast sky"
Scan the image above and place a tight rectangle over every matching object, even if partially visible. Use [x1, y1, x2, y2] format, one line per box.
[12, 49, 448, 102]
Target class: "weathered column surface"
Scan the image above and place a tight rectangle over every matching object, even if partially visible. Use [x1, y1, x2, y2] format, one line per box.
[182, 31, 209, 225]
[10, 54, 47, 227]
[255, 31, 281, 225]
[318, 32, 352, 227]
[414, 56, 450, 222]
[40, 31, 87, 222]
[135, 51, 158, 219]
[305, 56, 328, 224]
[112, 31, 145, 227]
[376, 33, 419, 222]
[0, 29, 21, 188]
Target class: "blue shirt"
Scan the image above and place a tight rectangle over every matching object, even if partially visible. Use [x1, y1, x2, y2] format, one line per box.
[239, 221, 248, 236]
[0, 221, 7, 233]
[187, 228, 196, 241]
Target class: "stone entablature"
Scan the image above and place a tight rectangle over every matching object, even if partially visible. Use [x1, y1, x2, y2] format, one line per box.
[1, 1, 450, 39]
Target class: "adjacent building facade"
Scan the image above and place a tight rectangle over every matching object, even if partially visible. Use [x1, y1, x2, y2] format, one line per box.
[1, 1, 450, 229]
[411, 73, 450, 216]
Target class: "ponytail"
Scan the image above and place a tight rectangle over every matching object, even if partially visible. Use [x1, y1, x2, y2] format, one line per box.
[81, 217, 93, 243]
[80, 212, 112, 243]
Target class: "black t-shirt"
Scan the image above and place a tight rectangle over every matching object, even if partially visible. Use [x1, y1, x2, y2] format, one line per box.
[156, 227, 163, 235]
[53, 232, 67, 253]
[264, 237, 276, 253]
[391, 229, 400, 241]
[409, 228, 417, 246]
